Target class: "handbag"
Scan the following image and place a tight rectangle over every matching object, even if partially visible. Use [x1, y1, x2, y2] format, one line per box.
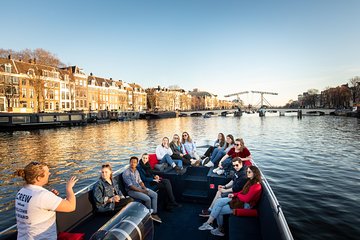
[229, 197, 244, 209]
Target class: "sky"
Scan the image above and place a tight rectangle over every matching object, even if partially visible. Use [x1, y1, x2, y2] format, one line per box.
[1, 0, 360, 106]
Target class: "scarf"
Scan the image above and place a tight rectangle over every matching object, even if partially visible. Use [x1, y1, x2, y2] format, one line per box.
[139, 159, 153, 178]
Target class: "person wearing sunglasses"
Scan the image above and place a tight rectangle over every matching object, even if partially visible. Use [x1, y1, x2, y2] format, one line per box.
[93, 163, 133, 214]
[199, 157, 247, 217]
[156, 137, 183, 174]
[137, 153, 181, 211]
[199, 166, 262, 237]
[213, 138, 252, 175]
[181, 131, 201, 166]
[169, 134, 192, 166]
[15, 162, 78, 240]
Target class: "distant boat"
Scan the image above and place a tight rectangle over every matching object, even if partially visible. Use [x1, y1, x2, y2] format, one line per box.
[140, 111, 177, 119]
[203, 113, 211, 118]
[305, 111, 324, 116]
[0, 112, 87, 131]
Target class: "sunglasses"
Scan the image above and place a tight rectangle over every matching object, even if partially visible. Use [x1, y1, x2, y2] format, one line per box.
[31, 161, 40, 165]
[182, 135, 188, 137]
[235, 143, 241, 146]
[247, 171, 252, 174]
[174, 137, 179, 139]
[232, 164, 240, 167]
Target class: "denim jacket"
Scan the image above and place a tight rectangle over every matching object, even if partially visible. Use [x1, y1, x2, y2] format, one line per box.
[92, 177, 124, 212]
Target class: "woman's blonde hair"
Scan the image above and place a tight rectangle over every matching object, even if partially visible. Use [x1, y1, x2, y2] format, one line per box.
[172, 134, 181, 145]
[235, 138, 245, 151]
[16, 161, 48, 184]
[181, 131, 193, 144]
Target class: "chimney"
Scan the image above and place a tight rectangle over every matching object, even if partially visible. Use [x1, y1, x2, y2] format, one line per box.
[33, 58, 36, 64]
[8, 54, 12, 60]
[110, 78, 112, 80]
[90, 72, 93, 76]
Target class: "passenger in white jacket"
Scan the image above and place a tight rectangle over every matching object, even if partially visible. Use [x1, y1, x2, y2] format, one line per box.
[156, 137, 183, 173]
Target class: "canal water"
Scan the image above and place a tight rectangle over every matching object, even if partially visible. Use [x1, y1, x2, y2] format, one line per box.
[0, 115, 359, 239]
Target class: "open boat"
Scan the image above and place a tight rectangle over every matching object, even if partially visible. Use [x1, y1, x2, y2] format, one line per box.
[0, 150, 293, 240]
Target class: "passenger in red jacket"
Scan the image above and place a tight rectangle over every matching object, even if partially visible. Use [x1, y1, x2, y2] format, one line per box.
[199, 166, 262, 237]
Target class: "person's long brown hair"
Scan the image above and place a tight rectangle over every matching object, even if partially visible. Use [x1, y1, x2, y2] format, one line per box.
[241, 166, 261, 194]
[218, 133, 225, 147]
[225, 134, 235, 148]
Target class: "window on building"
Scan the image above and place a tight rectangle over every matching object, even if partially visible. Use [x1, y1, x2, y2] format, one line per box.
[22, 79, 27, 85]
[20, 101, 27, 108]
[5, 64, 11, 73]
[66, 92, 70, 100]
[56, 102, 59, 111]
[48, 90, 54, 100]
[49, 102, 53, 110]
[66, 102, 70, 109]
[28, 69, 34, 75]
[22, 88, 27, 98]
[12, 77, 19, 84]
[29, 89, 34, 99]
[45, 102, 49, 109]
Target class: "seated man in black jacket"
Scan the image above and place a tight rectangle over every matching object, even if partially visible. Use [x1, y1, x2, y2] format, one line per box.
[199, 157, 247, 217]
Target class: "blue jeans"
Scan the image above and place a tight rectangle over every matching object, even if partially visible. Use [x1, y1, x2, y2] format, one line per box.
[221, 157, 233, 171]
[128, 188, 158, 213]
[211, 148, 226, 165]
[160, 154, 183, 168]
[210, 197, 233, 227]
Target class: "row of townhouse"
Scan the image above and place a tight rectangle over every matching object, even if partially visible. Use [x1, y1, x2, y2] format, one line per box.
[0, 56, 146, 113]
[0, 56, 235, 113]
[297, 83, 360, 109]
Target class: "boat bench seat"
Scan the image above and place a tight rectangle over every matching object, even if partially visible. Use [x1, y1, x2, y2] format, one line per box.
[228, 215, 262, 240]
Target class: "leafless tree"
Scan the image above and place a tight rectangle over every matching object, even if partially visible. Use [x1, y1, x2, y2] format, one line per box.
[0, 48, 65, 67]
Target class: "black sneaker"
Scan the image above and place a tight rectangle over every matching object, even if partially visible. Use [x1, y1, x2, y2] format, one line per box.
[202, 157, 210, 165]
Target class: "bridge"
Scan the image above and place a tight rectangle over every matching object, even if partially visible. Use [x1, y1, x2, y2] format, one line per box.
[179, 108, 336, 117]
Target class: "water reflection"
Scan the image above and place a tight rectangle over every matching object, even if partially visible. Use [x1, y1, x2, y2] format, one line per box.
[0, 116, 359, 239]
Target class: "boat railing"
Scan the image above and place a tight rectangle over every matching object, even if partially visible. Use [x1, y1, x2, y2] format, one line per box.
[251, 160, 294, 240]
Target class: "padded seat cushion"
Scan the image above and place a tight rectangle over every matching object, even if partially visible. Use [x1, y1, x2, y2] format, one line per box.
[148, 153, 159, 169]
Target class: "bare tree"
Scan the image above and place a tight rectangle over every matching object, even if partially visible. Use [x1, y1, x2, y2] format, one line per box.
[0, 48, 65, 67]
[349, 76, 360, 105]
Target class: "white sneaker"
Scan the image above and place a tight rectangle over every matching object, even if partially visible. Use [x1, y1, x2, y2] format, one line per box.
[198, 222, 214, 231]
[212, 167, 220, 173]
[204, 161, 214, 168]
[211, 228, 225, 236]
[217, 169, 225, 175]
